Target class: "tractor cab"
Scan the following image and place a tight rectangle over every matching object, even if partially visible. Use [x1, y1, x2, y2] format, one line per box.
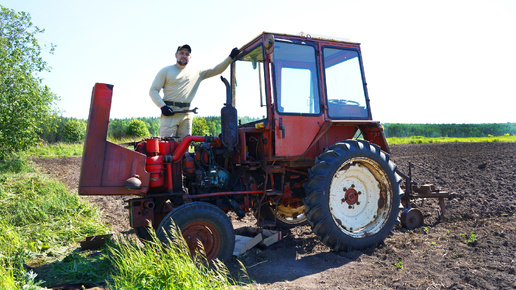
[228, 32, 387, 165]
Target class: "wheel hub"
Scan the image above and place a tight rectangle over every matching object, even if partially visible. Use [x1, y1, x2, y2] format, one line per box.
[182, 222, 220, 261]
[343, 186, 360, 205]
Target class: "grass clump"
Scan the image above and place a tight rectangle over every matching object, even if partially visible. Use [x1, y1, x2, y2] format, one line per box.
[0, 154, 33, 174]
[36, 249, 112, 287]
[0, 174, 108, 247]
[107, 228, 242, 290]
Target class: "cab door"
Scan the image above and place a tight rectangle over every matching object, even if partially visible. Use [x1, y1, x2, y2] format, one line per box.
[272, 40, 324, 157]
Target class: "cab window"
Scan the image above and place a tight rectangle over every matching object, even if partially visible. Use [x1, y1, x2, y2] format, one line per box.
[273, 42, 320, 114]
[324, 48, 369, 119]
[233, 45, 268, 125]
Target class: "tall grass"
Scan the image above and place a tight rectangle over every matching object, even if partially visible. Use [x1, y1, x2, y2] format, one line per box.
[0, 154, 243, 289]
[107, 229, 244, 290]
[0, 174, 108, 248]
[0, 156, 109, 288]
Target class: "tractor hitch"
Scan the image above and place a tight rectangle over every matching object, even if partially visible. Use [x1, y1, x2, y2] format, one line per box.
[397, 162, 450, 229]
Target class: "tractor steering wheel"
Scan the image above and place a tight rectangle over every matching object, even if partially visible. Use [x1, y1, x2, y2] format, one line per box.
[329, 99, 360, 106]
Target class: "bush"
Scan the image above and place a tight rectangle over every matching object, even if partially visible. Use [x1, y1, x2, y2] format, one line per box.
[0, 154, 30, 174]
[126, 119, 150, 138]
[62, 119, 86, 142]
[192, 116, 209, 136]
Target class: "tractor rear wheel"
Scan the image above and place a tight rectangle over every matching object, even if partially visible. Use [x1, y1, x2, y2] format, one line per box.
[258, 202, 308, 229]
[156, 202, 235, 263]
[304, 140, 401, 251]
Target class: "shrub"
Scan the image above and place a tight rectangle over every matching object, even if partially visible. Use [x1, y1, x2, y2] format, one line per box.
[62, 119, 86, 142]
[192, 116, 209, 136]
[126, 119, 150, 137]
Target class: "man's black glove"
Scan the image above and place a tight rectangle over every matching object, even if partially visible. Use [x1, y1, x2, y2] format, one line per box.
[229, 47, 239, 59]
[160, 105, 174, 116]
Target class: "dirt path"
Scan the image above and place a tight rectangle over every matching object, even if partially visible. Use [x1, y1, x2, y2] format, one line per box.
[32, 142, 516, 289]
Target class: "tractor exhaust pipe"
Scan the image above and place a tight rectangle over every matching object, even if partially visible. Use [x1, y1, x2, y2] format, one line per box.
[220, 77, 238, 150]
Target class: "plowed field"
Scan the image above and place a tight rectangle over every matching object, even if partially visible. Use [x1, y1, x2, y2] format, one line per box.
[33, 142, 516, 289]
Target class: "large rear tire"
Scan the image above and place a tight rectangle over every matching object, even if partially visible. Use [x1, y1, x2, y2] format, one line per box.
[258, 202, 308, 229]
[304, 140, 401, 251]
[156, 202, 235, 263]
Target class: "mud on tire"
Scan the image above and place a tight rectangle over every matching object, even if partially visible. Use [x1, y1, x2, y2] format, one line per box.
[304, 140, 401, 251]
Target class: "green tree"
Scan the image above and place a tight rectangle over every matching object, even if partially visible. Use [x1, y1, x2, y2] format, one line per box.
[62, 119, 86, 142]
[39, 115, 66, 143]
[108, 119, 128, 140]
[126, 119, 150, 137]
[205, 116, 222, 136]
[0, 6, 58, 159]
[192, 116, 209, 136]
[140, 117, 160, 136]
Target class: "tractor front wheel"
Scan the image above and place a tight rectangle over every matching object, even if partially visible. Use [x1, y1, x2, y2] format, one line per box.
[156, 202, 235, 263]
[304, 140, 401, 251]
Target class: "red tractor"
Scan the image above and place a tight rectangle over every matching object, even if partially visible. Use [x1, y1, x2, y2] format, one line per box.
[79, 32, 447, 262]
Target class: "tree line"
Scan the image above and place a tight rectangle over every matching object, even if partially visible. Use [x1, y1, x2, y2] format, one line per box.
[383, 123, 516, 138]
[38, 116, 225, 143]
[37, 116, 516, 144]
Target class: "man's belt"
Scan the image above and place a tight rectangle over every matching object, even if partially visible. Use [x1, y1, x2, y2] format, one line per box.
[164, 101, 190, 108]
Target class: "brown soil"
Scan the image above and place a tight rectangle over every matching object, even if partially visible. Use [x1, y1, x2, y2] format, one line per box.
[32, 142, 516, 289]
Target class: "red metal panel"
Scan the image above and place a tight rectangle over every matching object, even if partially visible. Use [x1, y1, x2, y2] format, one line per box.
[101, 142, 150, 187]
[79, 83, 150, 196]
[79, 83, 113, 189]
[274, 115, 324, 157]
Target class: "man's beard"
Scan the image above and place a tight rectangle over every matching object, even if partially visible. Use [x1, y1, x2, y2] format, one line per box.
[177, 58, 188, 66]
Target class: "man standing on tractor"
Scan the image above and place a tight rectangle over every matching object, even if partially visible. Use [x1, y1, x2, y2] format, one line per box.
[149, 44, 239, 138]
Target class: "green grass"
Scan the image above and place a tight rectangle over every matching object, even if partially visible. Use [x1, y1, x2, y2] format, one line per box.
[23, 142, 84, 158]
[0, 159, 110, 288]
[386, 134, 516, 145]
[0, 154, 242, 289]
[107, 230, 244, 290]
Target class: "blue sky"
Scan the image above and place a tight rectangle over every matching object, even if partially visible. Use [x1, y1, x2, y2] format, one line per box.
[3, 0, 515, 123]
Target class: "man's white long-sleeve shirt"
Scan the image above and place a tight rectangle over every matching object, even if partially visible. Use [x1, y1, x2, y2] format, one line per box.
[149, 57, 232, 108]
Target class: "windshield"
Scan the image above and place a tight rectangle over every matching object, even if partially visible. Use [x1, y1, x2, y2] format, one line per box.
[273, 41, 320, 115]
[233, 45, 267, 125]
[324, 48, 369, 119]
